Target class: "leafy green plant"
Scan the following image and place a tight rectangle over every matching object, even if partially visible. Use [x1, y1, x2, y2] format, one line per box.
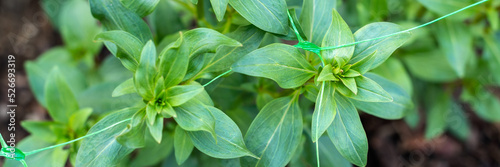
[396, 0, 500, 140]
[0, 0, 494, 167]
[4, 68, 93, 167]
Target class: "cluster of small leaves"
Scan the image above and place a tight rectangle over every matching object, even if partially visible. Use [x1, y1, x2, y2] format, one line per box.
[4, 0, 113, 166]
[231, 3, 414, 165]
[359, 0, 500, 140]
[75, 0, 269, 166]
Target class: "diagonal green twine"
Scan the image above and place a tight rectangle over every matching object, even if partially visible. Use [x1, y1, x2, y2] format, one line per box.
[0, 67, 233, 166]
[23, 118, 132, 156]
[319, 0, 489, 51]
[0, 118, 132, 167]
[288, 0, 488, 66]
[202, 69, 232, 87]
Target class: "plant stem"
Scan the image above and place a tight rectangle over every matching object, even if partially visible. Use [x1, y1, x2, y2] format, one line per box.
[222, 15, 233, 34]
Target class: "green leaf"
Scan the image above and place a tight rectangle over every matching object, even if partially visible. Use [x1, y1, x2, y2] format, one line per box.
[339, 75, 392, 102]
[312, 82, 337, 142]
[317, 64, 337, 82]
[183, 28, 242, 58]
[76, 107, 137, 166]
[134, 40, 158, 100]
[462, 86, 500, 122]
[229, 0, 288, 34]
[371, 57, 413, 95]
[292, 134, 351, 167]
[241, 94, 303, 167]
[154, 76, 165, 97]
[424, 90, 450, 139]
[256, 92, 274, 110]
[174, 126, 194, 165]
[232, 43, 316, 89]
[90, 0, 152, 43]
[321, 9, 354, 66]
[417, 0, 475, 19]
[487, 7, 499, 30]
[41, 0, 65, 29]
[117, 110, 147, 148]
[402, 50, 459, 82]
[4, 136, 68, 167]
[351, 73, 412, 119]
[300, 0, 338, 46]
[174, 100, 216, 137]
[314, 136, 352, 167]
[77, 82, 142, 115]
[343, 69, 361, 78]
[130, 131, 174, 167]
[349, 22, 410, 71]
[435, 19, 474, 78]
[351, 51, 377, 75]
[25, 61, 49, 107]
[304, 84, 319, 102]
[195, 26, 265, 75]
[340, 77, 357, 95]
[150, 0, 185, 40]
[193, 87, 215, 106]
[166, 84, 204, 106]
[59, 0, 102, 56]
[97, 55, 134, 83]
[69, 108, 93, 131]
[187, 107, 256, 159]
[112, 78, 136, 97]
[210, 0, 229, 21]
[148, 113, 164, 143]
[95, 30, 143, 71]
[327, 95, 368, 167]
[159, 35, 188, 88]
[20, 121, 58, 143]
[147, 102, 157, 125]
[45, 67, 79, 124]
[25, 47, 88, 104]
[161, 102, 177, 118]
[447, 101, 470, 141]
[120, 0, 160, 17]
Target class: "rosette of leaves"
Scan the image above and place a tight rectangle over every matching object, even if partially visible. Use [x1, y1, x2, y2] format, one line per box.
[76, 0, 267, 165]
[232, 6, 413, 167]
[5, 68, 92, 167]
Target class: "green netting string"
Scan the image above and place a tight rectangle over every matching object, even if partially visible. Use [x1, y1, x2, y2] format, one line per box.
[0, 118, 132, 167]
[289, 0, 488, 65]
[0, 68, 232, 167]
[202, 69, 232, 87]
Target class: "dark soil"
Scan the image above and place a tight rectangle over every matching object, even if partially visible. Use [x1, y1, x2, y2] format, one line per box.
[0, 0, 61, 152]
[1, 0, 499, 167]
